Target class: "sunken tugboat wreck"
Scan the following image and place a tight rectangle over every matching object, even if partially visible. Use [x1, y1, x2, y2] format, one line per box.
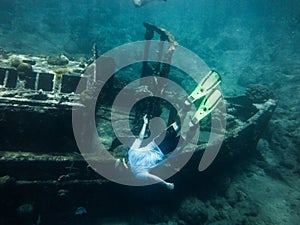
[0, 23, 276, 223]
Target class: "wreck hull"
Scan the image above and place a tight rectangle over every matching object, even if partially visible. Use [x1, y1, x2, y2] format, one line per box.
[0, 96, 276, 225]
[0, 102, 76, 152]
[0, 97, 276, 185]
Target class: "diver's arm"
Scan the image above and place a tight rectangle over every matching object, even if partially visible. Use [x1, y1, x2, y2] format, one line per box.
[139, 114, 148, 140]
[130, 115, 148, 150]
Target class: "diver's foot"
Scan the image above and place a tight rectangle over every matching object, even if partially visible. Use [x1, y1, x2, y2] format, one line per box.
[187, 70, 221, 104]
[191, 89, 222, 125]
[166, 182, 175, 190]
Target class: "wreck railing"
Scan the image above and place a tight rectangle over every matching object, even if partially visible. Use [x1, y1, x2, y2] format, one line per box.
[0, 67, 88, 95]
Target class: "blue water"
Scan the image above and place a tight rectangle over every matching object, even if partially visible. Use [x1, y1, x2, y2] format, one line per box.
[1, 0, 299, 95]
[0, 0, 299, 224]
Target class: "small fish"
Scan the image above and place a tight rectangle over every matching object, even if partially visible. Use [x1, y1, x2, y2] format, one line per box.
[133, 0, 167, 7]
[75, 207, 87, 216]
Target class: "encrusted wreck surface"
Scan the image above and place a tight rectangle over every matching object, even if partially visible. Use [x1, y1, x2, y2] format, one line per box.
[0, 92, 277, 187]
[0, 50, 277, 225]
[0, 52, 88, 152]
[0, 39, 278, 184]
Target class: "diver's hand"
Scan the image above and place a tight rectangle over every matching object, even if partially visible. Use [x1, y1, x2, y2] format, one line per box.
[143, 114, 148, 125]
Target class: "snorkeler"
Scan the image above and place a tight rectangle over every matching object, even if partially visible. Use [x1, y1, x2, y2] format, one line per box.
[126, 71, 222, 190]
[133, 0, 167, 7]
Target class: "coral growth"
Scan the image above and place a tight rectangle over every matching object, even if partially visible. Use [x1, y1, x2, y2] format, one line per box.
[10, 58, 21, 68]
[16, 62, 33, 80]
[47, 55, 69, 66]
[246, 84, 275, 103]
[53, 67, 69, 75]
[178, 197, 209, 224]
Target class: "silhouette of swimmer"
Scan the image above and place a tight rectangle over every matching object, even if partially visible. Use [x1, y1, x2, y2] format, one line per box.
[133, 0, 167, 7]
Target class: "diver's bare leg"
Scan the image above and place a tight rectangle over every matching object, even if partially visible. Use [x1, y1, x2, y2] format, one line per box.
[169, 99, 192, 131]
[144, 172, 174, 190]
[131, 115, 148, 150]
[152, 99, 191, 145]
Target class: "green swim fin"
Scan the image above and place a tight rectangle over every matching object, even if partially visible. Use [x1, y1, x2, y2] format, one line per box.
[187, 70, 221, 103]
[191, 89, 222, 125]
